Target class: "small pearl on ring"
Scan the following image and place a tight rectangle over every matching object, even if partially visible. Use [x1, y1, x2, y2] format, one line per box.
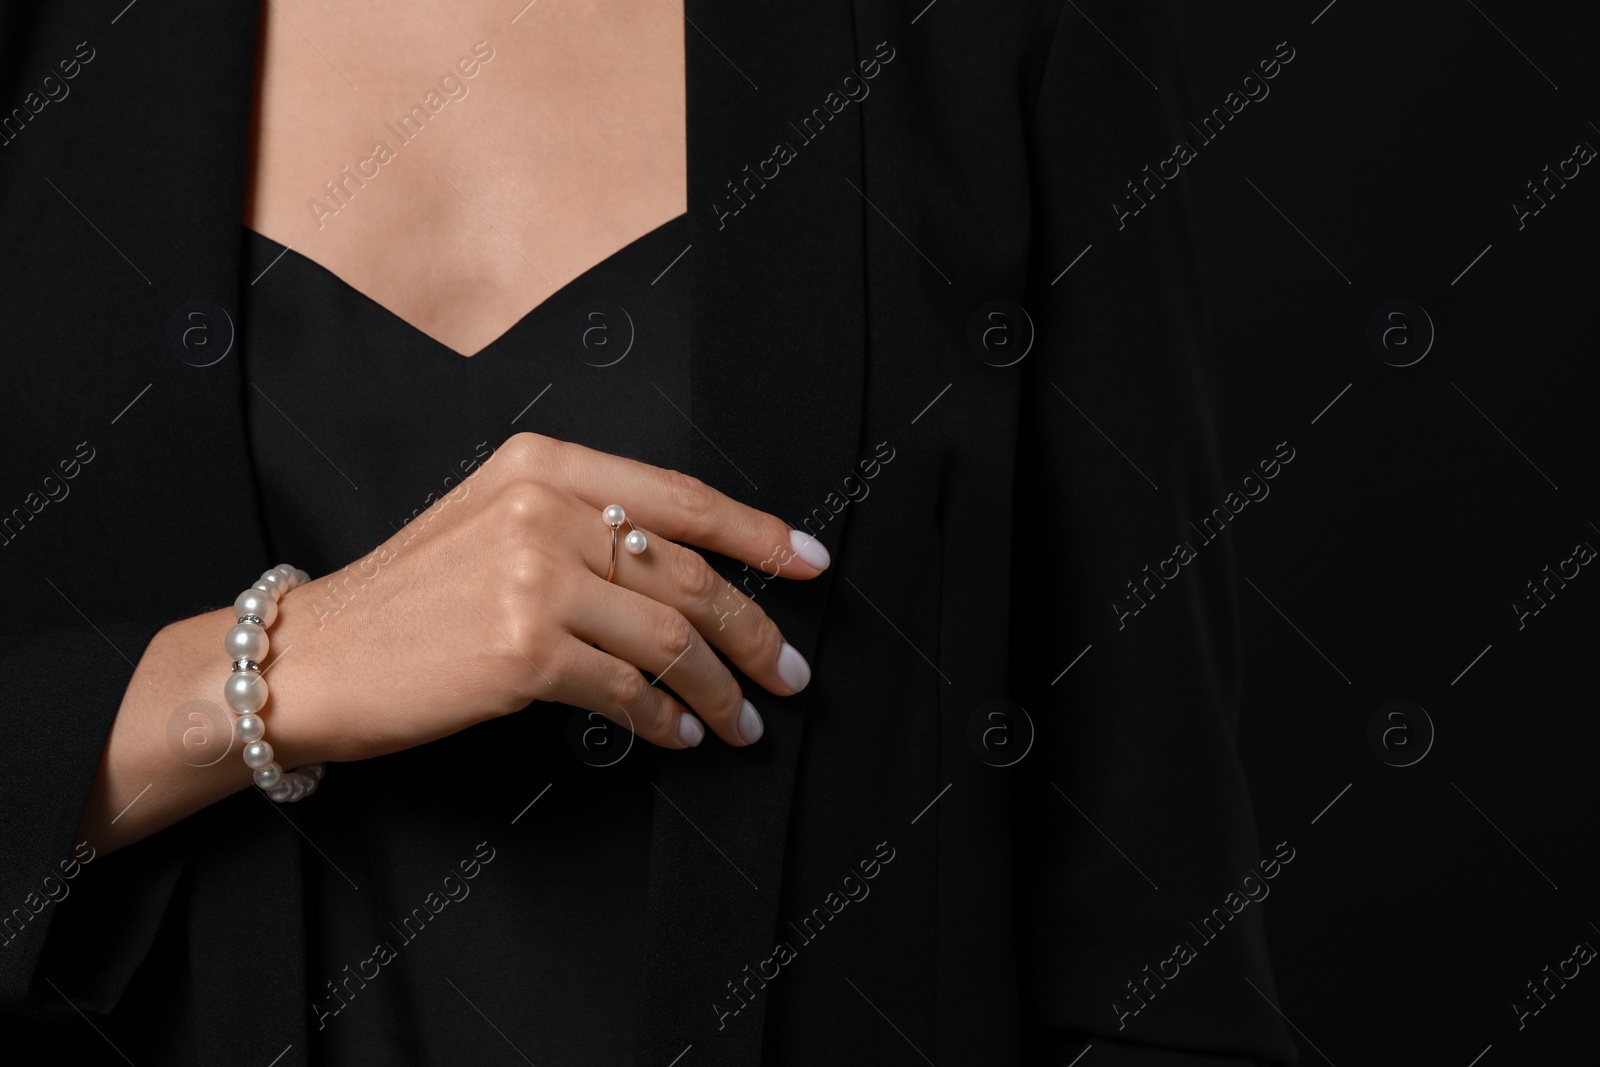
[602, 504, 627, 528]
[624, 529, 648, 554]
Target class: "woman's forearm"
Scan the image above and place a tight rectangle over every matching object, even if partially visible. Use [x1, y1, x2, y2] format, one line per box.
[74, 594, 329, 855]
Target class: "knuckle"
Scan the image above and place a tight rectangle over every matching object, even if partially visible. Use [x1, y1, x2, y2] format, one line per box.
[504, 545, 556, 593]
[507, 431, 556, 460]
[493, 479, 557, 524]
[659, 612, 697, 661]
[670, 549, 719, 603]
[608, 666, 649, 716]
[664, 468, 713, 517]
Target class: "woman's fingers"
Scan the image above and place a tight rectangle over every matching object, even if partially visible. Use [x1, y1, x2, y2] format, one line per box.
[567, 576, 765, 747]
[582, 521, 810, 698]
[499, 432, 831, 579]
[466, 439, 813, 750]
[550, 637, 705, 750]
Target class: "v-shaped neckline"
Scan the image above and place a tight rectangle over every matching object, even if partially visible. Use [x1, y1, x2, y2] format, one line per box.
[241, 213, 690, 362]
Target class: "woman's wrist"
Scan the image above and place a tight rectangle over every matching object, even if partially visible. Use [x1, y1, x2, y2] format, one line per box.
[220, 565, 327, 801]
[252, 578, 337, 771]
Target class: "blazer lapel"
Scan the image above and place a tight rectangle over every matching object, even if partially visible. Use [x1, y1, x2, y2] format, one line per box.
[53, 2, 315, 1063]
[634, 0, 869, 1062]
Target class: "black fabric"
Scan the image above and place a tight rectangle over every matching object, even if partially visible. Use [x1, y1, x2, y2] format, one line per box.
[0, 1, 1296, 1064]
[239, 215, 690, 1063]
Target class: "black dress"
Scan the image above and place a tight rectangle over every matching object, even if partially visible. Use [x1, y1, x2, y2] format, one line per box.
[241, 215, 689, 1064]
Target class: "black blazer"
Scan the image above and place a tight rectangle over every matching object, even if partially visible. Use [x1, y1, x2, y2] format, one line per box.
[0, 1, 1297, 1064]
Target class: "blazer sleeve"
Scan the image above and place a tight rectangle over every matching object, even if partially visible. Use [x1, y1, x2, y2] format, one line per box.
[1010, 3, 1298, 1063]
[0, 618, 193, 1019]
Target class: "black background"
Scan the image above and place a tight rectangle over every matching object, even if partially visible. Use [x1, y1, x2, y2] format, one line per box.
[1168, 2, 1597, 1063]
[3, 2, 1595, 1064]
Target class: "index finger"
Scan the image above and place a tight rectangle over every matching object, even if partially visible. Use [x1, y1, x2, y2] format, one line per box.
[501, 432, 831, 578]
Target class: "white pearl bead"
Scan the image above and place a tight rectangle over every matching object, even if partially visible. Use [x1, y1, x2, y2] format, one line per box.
[228, 563, 326, 803]
[624, 529, 648, 554]
[225, 622, 268, 662]
[602, 504, 627, 527]
[224, 670, 268, 714]
[234, 589, 277, 627]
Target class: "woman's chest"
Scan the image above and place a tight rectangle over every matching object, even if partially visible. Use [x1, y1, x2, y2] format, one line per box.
[244, 0, 686, 356]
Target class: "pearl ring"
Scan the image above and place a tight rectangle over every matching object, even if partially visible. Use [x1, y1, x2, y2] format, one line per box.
[602, 503, 648, 582]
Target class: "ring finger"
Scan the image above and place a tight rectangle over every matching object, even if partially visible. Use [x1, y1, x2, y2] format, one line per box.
[551, 636, 704, 750]
[581, 508, 809, 698]
[567, 575, 764, 747]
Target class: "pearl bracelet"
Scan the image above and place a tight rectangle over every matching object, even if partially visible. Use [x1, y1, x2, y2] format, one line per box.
[225, 564, 326, 802]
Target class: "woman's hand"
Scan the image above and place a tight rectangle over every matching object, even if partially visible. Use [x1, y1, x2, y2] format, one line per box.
[267, 432, 828, 765]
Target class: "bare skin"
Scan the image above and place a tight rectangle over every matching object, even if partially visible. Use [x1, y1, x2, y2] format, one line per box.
[78, 434, 828, 853]
[244, 0, 686, 356]
[74, 5, 814, 855]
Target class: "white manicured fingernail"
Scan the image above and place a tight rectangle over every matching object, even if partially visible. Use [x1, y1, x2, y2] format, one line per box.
[737, 699, 764, 744]
[777, 643, 811, 693]
[789, 529, 830, 570]
[678, 714, 705, 748]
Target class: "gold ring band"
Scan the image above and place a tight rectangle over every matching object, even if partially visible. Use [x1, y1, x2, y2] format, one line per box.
[601, 503, 647, 582]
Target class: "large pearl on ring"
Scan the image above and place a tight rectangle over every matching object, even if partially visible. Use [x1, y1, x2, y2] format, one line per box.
[624, 529, 648, 554]
[602, 504, 627, 528]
